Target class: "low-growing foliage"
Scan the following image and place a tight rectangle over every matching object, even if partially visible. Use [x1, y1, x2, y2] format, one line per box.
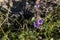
[0, 0, 60, 40]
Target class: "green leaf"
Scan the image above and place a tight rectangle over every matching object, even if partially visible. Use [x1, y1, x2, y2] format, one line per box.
[31, 17, 35, 22]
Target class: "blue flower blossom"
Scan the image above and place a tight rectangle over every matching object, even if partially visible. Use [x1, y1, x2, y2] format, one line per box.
[36, 4, 40, 8]
[38, 19, 43, 25]
[33, 22, 39, 28]
[33, 18, 43, 28]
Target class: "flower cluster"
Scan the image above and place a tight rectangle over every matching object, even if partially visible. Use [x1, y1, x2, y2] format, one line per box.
[33, 18, 43, 28]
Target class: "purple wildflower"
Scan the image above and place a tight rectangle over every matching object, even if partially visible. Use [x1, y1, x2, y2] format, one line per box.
[33, 18, 43, 28]
[36, 4, 40, 8]
[38, 19, 43, 25]
[33, 22, 39, 28]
